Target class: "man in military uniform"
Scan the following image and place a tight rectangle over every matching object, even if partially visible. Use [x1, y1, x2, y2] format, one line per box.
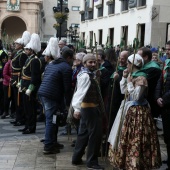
[10, 31, 31, 126]
[0, 40, 8, 116]
[19, 33, 42, 134]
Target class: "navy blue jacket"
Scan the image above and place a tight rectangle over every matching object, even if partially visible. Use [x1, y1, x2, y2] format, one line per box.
[38, 58, 72, 106]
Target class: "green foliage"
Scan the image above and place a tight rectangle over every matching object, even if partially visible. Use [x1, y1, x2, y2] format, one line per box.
[54, 12, 68, 21]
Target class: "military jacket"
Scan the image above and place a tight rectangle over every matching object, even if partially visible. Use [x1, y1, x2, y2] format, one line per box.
[11, 49, 27, 83]
[21, 54, 42, 91]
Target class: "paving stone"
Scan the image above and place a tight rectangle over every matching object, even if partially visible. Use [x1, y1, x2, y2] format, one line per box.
[0, 162, 15, 168]
[36, 156, 56, 163]
[35, 162, 56, 168]
[35, 168, 56, 170]
[13, 167, 35, 170]
[0, 155, 17, 160]
[0, 149, 19, 155]
[14, 161, 35, 168]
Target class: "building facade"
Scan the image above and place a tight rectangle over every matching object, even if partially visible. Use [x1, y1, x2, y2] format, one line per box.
[79, 0, 170, 48]
[0, 0, 80, 43]
[0, 0, 43, 40]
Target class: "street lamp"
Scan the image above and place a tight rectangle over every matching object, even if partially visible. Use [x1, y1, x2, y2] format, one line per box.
[53, 0, 69, 40]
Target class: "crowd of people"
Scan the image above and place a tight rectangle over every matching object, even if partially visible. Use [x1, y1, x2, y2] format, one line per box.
[0, 30, 170, 170]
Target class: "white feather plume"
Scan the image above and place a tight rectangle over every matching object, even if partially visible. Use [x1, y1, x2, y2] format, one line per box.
[21, 31, 31, 46]
[15, 38, 24, 45]
[49, 37, 60, 59]
[42, 42, 51, 56]
[25, 33, 41, 53]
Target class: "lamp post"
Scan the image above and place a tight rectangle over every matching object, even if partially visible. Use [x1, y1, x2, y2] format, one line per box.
[53, 0, 69, 40]
[59, 0, 62, 40]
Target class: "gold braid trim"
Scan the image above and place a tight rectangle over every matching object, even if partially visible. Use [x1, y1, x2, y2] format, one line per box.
[22, 56, 42, 79]
[11, 51, 23, 71]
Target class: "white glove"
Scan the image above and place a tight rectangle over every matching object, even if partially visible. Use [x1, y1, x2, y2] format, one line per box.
[25, 89, 31, 96]
[16, 82, 21, 88]
[19, 87, 22, 92]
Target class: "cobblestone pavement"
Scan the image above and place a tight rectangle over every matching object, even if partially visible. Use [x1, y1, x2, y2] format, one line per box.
[0, 118, 168, 170]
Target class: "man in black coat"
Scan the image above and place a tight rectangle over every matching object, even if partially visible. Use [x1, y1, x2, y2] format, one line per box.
[10, 38, 28, 125]
[155, 41, 170, 170]
[19, 33, 42, 134]
[108, 51, 128, 132]
[138, 47, 161, 119]
[38, 47, 73, 154]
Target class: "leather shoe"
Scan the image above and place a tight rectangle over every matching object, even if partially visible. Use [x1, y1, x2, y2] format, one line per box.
[72, 159, 83, 165]
[1, 112, 9, 119]
[13, 122, 25, 126]
[10, 120, 17, 124]
[54, 142, 64, 149]
[18, 128, 27, 132]
[22, 129, 35, 134]
[43, 146, 60, 154]
[40, 138, 45, 142]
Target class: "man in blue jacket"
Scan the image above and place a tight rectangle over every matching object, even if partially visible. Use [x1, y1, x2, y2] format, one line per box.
[38, 46, 73, 154]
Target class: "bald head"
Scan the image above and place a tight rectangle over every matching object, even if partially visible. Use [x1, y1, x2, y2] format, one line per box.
[58, 39, 66, 49]
[119, 51, 129, 67]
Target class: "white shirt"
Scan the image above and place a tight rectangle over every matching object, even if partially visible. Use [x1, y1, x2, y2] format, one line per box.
[72, 73, 91, 112]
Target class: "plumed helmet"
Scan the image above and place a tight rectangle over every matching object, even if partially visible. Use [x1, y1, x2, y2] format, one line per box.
[42, 41, 51, 56]
[24, 33, 41, 53]
[15, 38, 24, 45]
[42, 37, 60, 59]
[49, 37, 60, 59]
[21, 31, 31, 46]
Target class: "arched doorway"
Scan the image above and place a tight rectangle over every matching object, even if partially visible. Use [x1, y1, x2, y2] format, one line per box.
[1, 16, 26, 39]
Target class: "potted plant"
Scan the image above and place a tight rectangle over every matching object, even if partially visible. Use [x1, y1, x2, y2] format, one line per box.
[53, 23, 60, 30]
[54, 12, 68, 24]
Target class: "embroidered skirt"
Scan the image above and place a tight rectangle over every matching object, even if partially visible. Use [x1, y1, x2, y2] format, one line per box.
[108, 105, 161, 170]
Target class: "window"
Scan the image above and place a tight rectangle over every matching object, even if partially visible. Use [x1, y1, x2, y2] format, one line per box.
[121, 1, 128, 11]
[109, 28, 114, 46]
[71, 24, 80, 28]
[98, 0, 103, 17]
[99, 29, 103, 45]
[81, 12, 85, 21]
[88, 11, 93, 19]
[139, 24, 145, 47]
[72, 6, 80, 11]
[98, 7, 103, 17]
[121, 26, 128, 48]
[89, 31, 93, 48]
[137, 0, 146, 7]
[108, 3, 115, 15]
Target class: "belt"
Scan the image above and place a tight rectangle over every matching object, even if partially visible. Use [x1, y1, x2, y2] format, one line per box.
[21, 76, 31, 80]
[12, 72, 20, 76]
[81, 102, 98, 108]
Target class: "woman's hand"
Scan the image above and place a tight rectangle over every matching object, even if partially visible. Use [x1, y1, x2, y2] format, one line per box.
[123, 69, 129, 78]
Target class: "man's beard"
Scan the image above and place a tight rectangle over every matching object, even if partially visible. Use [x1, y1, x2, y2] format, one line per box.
[88, 66, 96, 72]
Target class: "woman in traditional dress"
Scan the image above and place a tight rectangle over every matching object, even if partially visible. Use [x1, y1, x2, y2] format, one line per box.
[108, 54, 161, 170]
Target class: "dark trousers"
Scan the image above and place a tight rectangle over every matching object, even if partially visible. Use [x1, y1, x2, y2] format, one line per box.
[3, 85, 10, 113]
[0, 82, 4, 114]
[23, 92, 37, 130]
[12, 86, 24, 122]
[72, 107, 102, 167]
[162, 109, 170, 168]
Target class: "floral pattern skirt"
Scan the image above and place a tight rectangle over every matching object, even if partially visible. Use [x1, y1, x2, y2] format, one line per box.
[108, 105, 162, 170]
